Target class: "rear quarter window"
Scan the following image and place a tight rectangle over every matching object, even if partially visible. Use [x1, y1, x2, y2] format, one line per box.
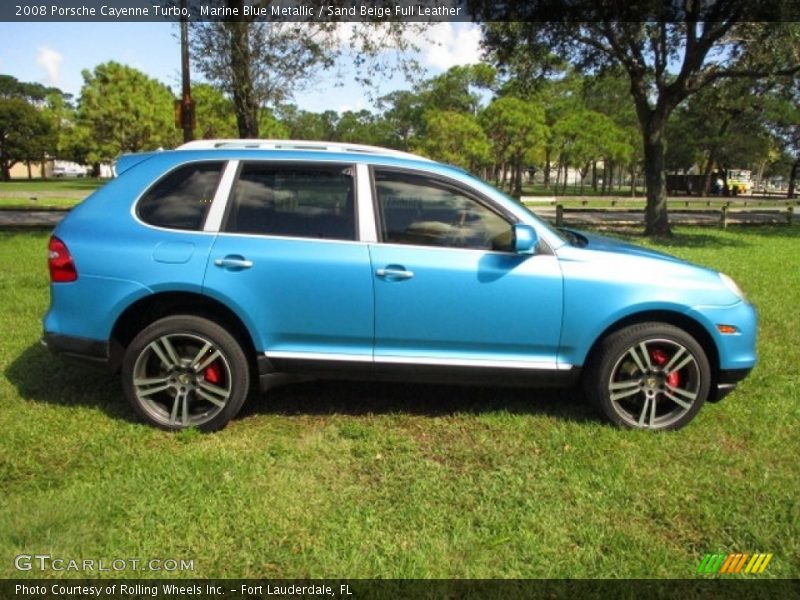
[137, 161, 225, 230]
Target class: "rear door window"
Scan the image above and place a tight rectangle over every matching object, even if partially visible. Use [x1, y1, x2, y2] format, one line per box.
[224, 163, 356, 241]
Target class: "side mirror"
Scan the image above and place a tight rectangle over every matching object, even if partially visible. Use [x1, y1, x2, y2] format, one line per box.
[513, 224, 538, 255]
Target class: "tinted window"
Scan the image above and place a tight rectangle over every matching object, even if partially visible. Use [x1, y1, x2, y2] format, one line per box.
[225, 163, 356, 241]
[137, 162, 224, 230]
[374, 169, 513, 251]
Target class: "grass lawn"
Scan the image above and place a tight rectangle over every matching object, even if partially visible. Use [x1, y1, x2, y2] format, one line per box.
[0, 227, 798, 580]
[0, 179, 104, 193]
[0, 179, 102, 210]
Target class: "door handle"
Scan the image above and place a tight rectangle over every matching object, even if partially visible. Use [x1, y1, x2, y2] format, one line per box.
[214, 256, 253, 270]
[376, 266, 414, 280]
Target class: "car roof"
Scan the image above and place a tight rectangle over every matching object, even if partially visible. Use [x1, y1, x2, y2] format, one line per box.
[177, 139, 434, 163]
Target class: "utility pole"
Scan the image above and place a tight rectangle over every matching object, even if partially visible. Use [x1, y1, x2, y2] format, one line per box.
[180, 0, 195, 142]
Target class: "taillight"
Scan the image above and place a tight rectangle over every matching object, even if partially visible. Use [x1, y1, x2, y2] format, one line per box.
[48, 236, 78, 282]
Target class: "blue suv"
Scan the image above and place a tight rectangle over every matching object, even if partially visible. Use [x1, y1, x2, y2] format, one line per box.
[43, 140, 756, 431]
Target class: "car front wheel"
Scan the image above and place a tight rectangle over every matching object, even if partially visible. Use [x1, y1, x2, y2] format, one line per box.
[585, 323, 711, 431]
[121, 315, 249, 431]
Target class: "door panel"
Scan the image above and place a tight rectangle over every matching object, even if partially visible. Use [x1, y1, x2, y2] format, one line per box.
[203, 161, 373, 357]
[369, 244, 563, 365]
[370, 167, 564, 367]
[205, 236, 374, 356]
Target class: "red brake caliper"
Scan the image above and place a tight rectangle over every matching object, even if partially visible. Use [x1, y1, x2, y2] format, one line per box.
[204, 362, 222, 385]
[650, 348, 680, 387]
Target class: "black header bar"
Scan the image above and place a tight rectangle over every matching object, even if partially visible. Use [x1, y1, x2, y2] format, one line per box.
[4, 0, 800, 23]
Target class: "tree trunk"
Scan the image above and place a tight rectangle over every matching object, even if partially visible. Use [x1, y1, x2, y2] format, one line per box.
[788, 158, 799, 200]
[701, 148, 719, 196]
[701, 118, 732, 195]
[642, 122, 671, 236]
[592, 161, 597, 191]
[227, 8, 259, 138]
[544, 149, 551, 188]
[1, 163, 10, 181]
[512, 155, 523, 198]
[27, 161, 32, 179]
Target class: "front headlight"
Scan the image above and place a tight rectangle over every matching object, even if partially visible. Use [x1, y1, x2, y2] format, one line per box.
[719, 272, 746, 301]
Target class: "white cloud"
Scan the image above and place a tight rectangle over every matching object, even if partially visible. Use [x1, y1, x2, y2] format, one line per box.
[419, 23, 483, 71]
[36, 46, 63, 87]
[332, 22, 483, 72]
[338, 98, 368, 113]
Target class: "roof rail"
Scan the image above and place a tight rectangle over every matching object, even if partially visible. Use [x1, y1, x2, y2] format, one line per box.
[176, 139, 432, 162]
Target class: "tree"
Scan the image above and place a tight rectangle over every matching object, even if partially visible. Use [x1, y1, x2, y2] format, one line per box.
[192, 83, 238, 139]
[481, 96, 548, 197]
[414, 111, 491, 172]
[580, 70, 641, 192]
[0, 97, 54, 180]
[189, 3, 422, 138]
[481, 15, 800, 235]
[77, 62, 179, 163]
[190, 9, 338, 138]
[551, 109, 632, 194]
[763, 79, 800, 198]
[0, 74, 62, 104]
[377, 90, 424, 150]
[277, 105, 337, 140]
[664, 79, 773, 193]
[416, 64, 495, 115]
[334, 110, 392, 146]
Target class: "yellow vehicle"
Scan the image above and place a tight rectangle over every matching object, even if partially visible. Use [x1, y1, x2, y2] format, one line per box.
[726, 169, 752, 195]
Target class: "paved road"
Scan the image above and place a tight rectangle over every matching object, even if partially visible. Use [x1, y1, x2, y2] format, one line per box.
[0, 210, 67, 229]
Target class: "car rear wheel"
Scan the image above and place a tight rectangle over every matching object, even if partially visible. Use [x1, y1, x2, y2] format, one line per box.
[585, 323, 711, 431]
[121, 315, 249, 431]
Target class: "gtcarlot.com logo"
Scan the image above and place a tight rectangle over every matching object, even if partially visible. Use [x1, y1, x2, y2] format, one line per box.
[696, 552, 773, 575]
[14, 554, 194, 573]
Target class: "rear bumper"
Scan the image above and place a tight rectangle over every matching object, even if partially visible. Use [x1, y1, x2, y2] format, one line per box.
[709, 367, 752, 402]
[41, 332, 109, 366]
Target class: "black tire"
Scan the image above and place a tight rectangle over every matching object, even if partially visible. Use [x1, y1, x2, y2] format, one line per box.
[121, 315, 250, 431]
[584, 322, 711, 431]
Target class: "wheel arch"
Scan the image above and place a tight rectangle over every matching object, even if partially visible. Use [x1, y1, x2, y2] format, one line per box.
[109, 292, 258, 374]
[582, 310, 720, 381]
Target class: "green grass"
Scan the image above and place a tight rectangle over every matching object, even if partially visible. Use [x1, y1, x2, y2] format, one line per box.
[0, 197, 80, 210]
[0, 179, 102, 210]
[0, 228, 798, 579]
[0, 178, 104, 193]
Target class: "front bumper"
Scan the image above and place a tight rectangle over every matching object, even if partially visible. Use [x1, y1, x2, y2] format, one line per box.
[709, 367, 753, 403]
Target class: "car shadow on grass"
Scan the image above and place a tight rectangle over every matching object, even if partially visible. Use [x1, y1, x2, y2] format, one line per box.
[7, 342, 598, 426]
[5, 342, 137, 424]
[244, 379, 595, 423]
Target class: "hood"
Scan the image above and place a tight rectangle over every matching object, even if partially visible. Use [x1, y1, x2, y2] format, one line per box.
[562, 229, 689, 265]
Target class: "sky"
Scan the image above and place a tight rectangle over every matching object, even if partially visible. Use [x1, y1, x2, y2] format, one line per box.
[0, 22, 483, 112]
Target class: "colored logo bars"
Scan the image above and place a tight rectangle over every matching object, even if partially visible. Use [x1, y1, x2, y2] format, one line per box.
[696, 553, 773, 575]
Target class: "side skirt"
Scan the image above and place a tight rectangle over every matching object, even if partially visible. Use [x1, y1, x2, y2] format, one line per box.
[257, 354, 581, 392]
